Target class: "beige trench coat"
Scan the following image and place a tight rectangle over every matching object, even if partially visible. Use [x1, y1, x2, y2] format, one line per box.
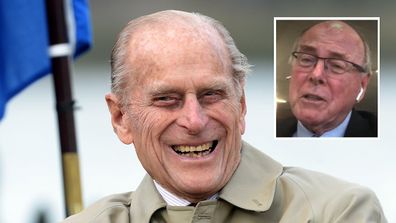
[62, 142, 387, 223]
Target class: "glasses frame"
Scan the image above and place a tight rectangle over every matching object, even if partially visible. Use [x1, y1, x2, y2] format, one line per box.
[291, 51, 367, 74]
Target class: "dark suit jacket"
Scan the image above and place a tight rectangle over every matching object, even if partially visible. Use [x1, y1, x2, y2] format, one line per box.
[276, 110, 377, 137]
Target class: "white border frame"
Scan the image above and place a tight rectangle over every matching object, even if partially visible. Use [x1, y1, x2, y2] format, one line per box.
[273, 17, 380, 139]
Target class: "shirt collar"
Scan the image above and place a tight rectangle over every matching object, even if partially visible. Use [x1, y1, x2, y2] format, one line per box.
[295, 111, 352, 137]
[218, 141, 283, 212]
[153, 180, 218, 206]
[130, 140, 284, 222]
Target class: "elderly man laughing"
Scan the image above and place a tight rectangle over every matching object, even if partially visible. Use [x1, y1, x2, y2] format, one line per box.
[63, 11, 386, 222]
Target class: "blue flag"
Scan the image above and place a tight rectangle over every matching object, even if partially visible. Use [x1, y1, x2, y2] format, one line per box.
[0, 0, 92, 120]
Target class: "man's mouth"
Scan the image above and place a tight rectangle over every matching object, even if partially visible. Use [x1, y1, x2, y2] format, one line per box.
[302, 94, 325, 101]
[171, 140, 218, 158]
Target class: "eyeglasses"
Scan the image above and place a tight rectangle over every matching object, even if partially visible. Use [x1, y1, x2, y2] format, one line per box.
[291, 52, 367, 75]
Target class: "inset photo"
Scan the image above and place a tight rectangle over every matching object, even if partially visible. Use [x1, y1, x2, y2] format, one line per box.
[275, 18, 379, 138]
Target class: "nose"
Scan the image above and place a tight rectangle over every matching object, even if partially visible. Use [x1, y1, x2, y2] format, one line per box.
[176, 95, 208, 135]
[309, 59, 326, 85]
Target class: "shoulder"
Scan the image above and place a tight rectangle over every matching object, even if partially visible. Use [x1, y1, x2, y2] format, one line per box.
[276, 103, 297, 137]
[280, 167, 370, 197]
[276, 115, 297, 137]
[345, 110, 377, 137]
[279, 167, 386, 222]
[61, 191, 133, 223]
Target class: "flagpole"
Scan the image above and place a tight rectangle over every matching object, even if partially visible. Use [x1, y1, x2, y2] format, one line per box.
[45, 0, 83, 216]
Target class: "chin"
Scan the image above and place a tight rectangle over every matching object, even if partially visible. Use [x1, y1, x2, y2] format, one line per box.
[296, 108, 322, 121]
[177, 174, 223, 196]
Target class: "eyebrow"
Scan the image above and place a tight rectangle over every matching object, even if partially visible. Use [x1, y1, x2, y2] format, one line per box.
[147, 79, 232, 97]
[148, 85, 183, 97]
[298, 45, 348, 60]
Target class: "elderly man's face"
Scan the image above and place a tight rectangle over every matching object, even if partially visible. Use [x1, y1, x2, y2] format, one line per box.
[288, 22, 370, 134]
[108, 24, 246, 201]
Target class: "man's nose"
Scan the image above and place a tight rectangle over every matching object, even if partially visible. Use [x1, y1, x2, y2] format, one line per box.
[309, 59, 326, 85]
[176, 95, 208, 134]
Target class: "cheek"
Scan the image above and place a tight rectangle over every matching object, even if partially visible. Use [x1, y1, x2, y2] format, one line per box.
[129, 109, 171, 175]
[289, 76, 303, 103]
[328, 78, 359, 105]
[129, 106, 170, 143]
[209, 100, 243, 132]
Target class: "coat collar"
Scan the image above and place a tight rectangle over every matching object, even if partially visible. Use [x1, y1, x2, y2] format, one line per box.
[130, 141, 284, 222]
[130, 174, 167, 223]
[218, 141, 283, 212]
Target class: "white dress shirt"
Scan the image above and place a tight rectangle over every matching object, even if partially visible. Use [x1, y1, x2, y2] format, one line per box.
[154, 180, 218, 206]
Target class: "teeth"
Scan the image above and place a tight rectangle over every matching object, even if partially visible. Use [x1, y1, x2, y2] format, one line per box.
[173, 142, 212, 153]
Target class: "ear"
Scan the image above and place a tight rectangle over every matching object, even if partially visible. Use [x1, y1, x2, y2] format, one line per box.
[356, 74, 370, 103]
[105, 93, 134, 144]
[239, 90, 247, 134]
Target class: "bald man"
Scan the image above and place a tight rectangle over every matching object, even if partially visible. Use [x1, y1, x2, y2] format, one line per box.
[277, 21, 377, 137]
[63, 13, 386, 222]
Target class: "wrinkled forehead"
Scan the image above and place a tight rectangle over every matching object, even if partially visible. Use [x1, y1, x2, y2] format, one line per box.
[298, 21, 365, 63]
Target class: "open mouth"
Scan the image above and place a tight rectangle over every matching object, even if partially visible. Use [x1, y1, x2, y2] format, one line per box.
[303, 94, 325, 101]
[171, 140, 218, 158]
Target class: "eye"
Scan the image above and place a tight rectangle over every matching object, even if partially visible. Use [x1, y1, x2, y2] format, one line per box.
[299, 55, 316, 66]
[200, 90, 224, 104]
[152, 95, 181, 107]
[328, 59, 348, 74]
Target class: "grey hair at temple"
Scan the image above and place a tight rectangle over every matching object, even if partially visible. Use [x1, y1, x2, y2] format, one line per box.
[110, 10, 251, 105]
